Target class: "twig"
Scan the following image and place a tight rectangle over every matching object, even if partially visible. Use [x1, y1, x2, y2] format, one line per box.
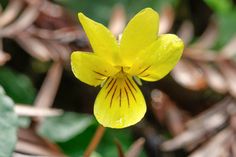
[189, 128, 232, 157]
[34, 62, 63, 109]
[0, 0, 24, 28]
[0, 1, 41, 37]
[159, 5, 174, 34]
[161, 98, 236, 151]
[16, 128, 66, 157]
[177, 20, 194, 45]
[16, 33, 51, 61]
[14, 104, 63, 117]
[126, 138, 145, 157]
[83, 125, 105, 157]
[108, 4, 126, 37]
[114, 139, 125, 157]
[190, 19, 218, 49]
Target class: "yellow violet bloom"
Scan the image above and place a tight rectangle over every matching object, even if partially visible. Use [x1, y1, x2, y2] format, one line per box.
[71, 8, 184, 129]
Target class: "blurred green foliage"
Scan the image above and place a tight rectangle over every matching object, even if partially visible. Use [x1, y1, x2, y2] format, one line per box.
[55, 0, 179, 25]
[38, 112, 96, 142]
[0, 67, 36, 104]
[204, 0, 233, 13]
[0, 67, 36, 128]
[0, 86, 18, 157]
[38, 112, 141, 157]
[204, 0, 236, 49]
[217, 10, 236, 49]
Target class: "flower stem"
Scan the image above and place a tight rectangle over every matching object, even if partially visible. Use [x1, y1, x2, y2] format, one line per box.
[83, 125, 105, 157]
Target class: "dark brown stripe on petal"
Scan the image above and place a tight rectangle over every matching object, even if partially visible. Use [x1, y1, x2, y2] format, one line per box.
[105, 78, 114, 89]
[124, 87, 130, 107]
[119, 88, 122, 107]
[110, 86, 117, 107]
[105, 79, 117, 99]
[125, 81, 137, 102]
[96, 78, 104, 81]
[141, 74, 150, 77]
[126, 78, 137, 92]
[138, 65, 151, 75]
[93, 70, 107, 77]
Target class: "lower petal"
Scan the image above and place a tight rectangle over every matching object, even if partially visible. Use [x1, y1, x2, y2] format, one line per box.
[94, 75, 146, 128]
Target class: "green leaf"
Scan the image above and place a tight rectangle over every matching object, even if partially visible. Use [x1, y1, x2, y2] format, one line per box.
[57, 126, 135, 157]
[54, 0, 179, 25]
[58, 126, 136, 157]
[0, 67, 36, 104]
[58, 124, 98, 157]
[38, 111, 147, 157]
[0, 86, 18, 157]
[97, 128, 133, 157]
[0, 67, 36, 128]
[204, 0, 236, 49]
[204, 0, 233, 13]
[38, 112, 96, 142]
[215, 10, 236, 49]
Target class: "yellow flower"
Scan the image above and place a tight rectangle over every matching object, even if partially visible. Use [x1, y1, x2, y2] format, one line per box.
[71, 8, 184, 129]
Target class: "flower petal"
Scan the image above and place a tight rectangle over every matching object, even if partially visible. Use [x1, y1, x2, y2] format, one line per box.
[119, 8, 159, 66]
[127, 34, 184, 81]
[78, 13, 120, 65]
[94, 76, 146, 128]
[71, 51, 119, 86]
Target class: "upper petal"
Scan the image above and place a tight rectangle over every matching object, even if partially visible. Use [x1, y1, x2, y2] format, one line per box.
[119, 8, 159, 66]
[127, 34, 184, 81]
[94, 76, 146, 128]
[71, 51, 119, 86]
[78, 13, 120, 65]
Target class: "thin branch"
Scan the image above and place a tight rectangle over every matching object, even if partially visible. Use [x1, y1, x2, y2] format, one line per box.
[15, 104, 63, 117]
[126, 138, 145, 157]
[83, 125, 106, 157]
[0, 0, 24, 28]
[34, 62, 63, 109]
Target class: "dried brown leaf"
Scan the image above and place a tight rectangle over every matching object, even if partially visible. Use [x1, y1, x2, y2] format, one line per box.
[220, 36, 236, 58]
[159, 5, 174, 34]
[126, 138, 145, 157]
[191, 20, 218, 49]
[151, 89, 185, 136]
[114, 139, 125, 157]
[0, 0, 24, 28]
[16, 33, 51, 61]
[177, 21, 194, 45]
[0, 2, 40, 37]
[15, 104, 63, 117]
[186, 97, 231, 128]
[0, 50, 11, 65]
[189, 128, 232, 157]
[171, 59, 207, 90]
[47, 41, 70, 62]
[27, 26, 83, 43]
[218, 60, 236, 98]
[199, 63, 227, 93]
[184, 48, 217, 62]
[108, 4, 126, 36]
[161, 98, 235, 151]
[34, 62, 63, 109]
[40, 1, 64, 18]
[16, 128, 66, 157]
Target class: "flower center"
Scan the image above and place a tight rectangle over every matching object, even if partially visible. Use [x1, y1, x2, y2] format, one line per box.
[114, 67, 126, 79]
[113, 66, 131, 78]
[114, 66, 133, 79]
